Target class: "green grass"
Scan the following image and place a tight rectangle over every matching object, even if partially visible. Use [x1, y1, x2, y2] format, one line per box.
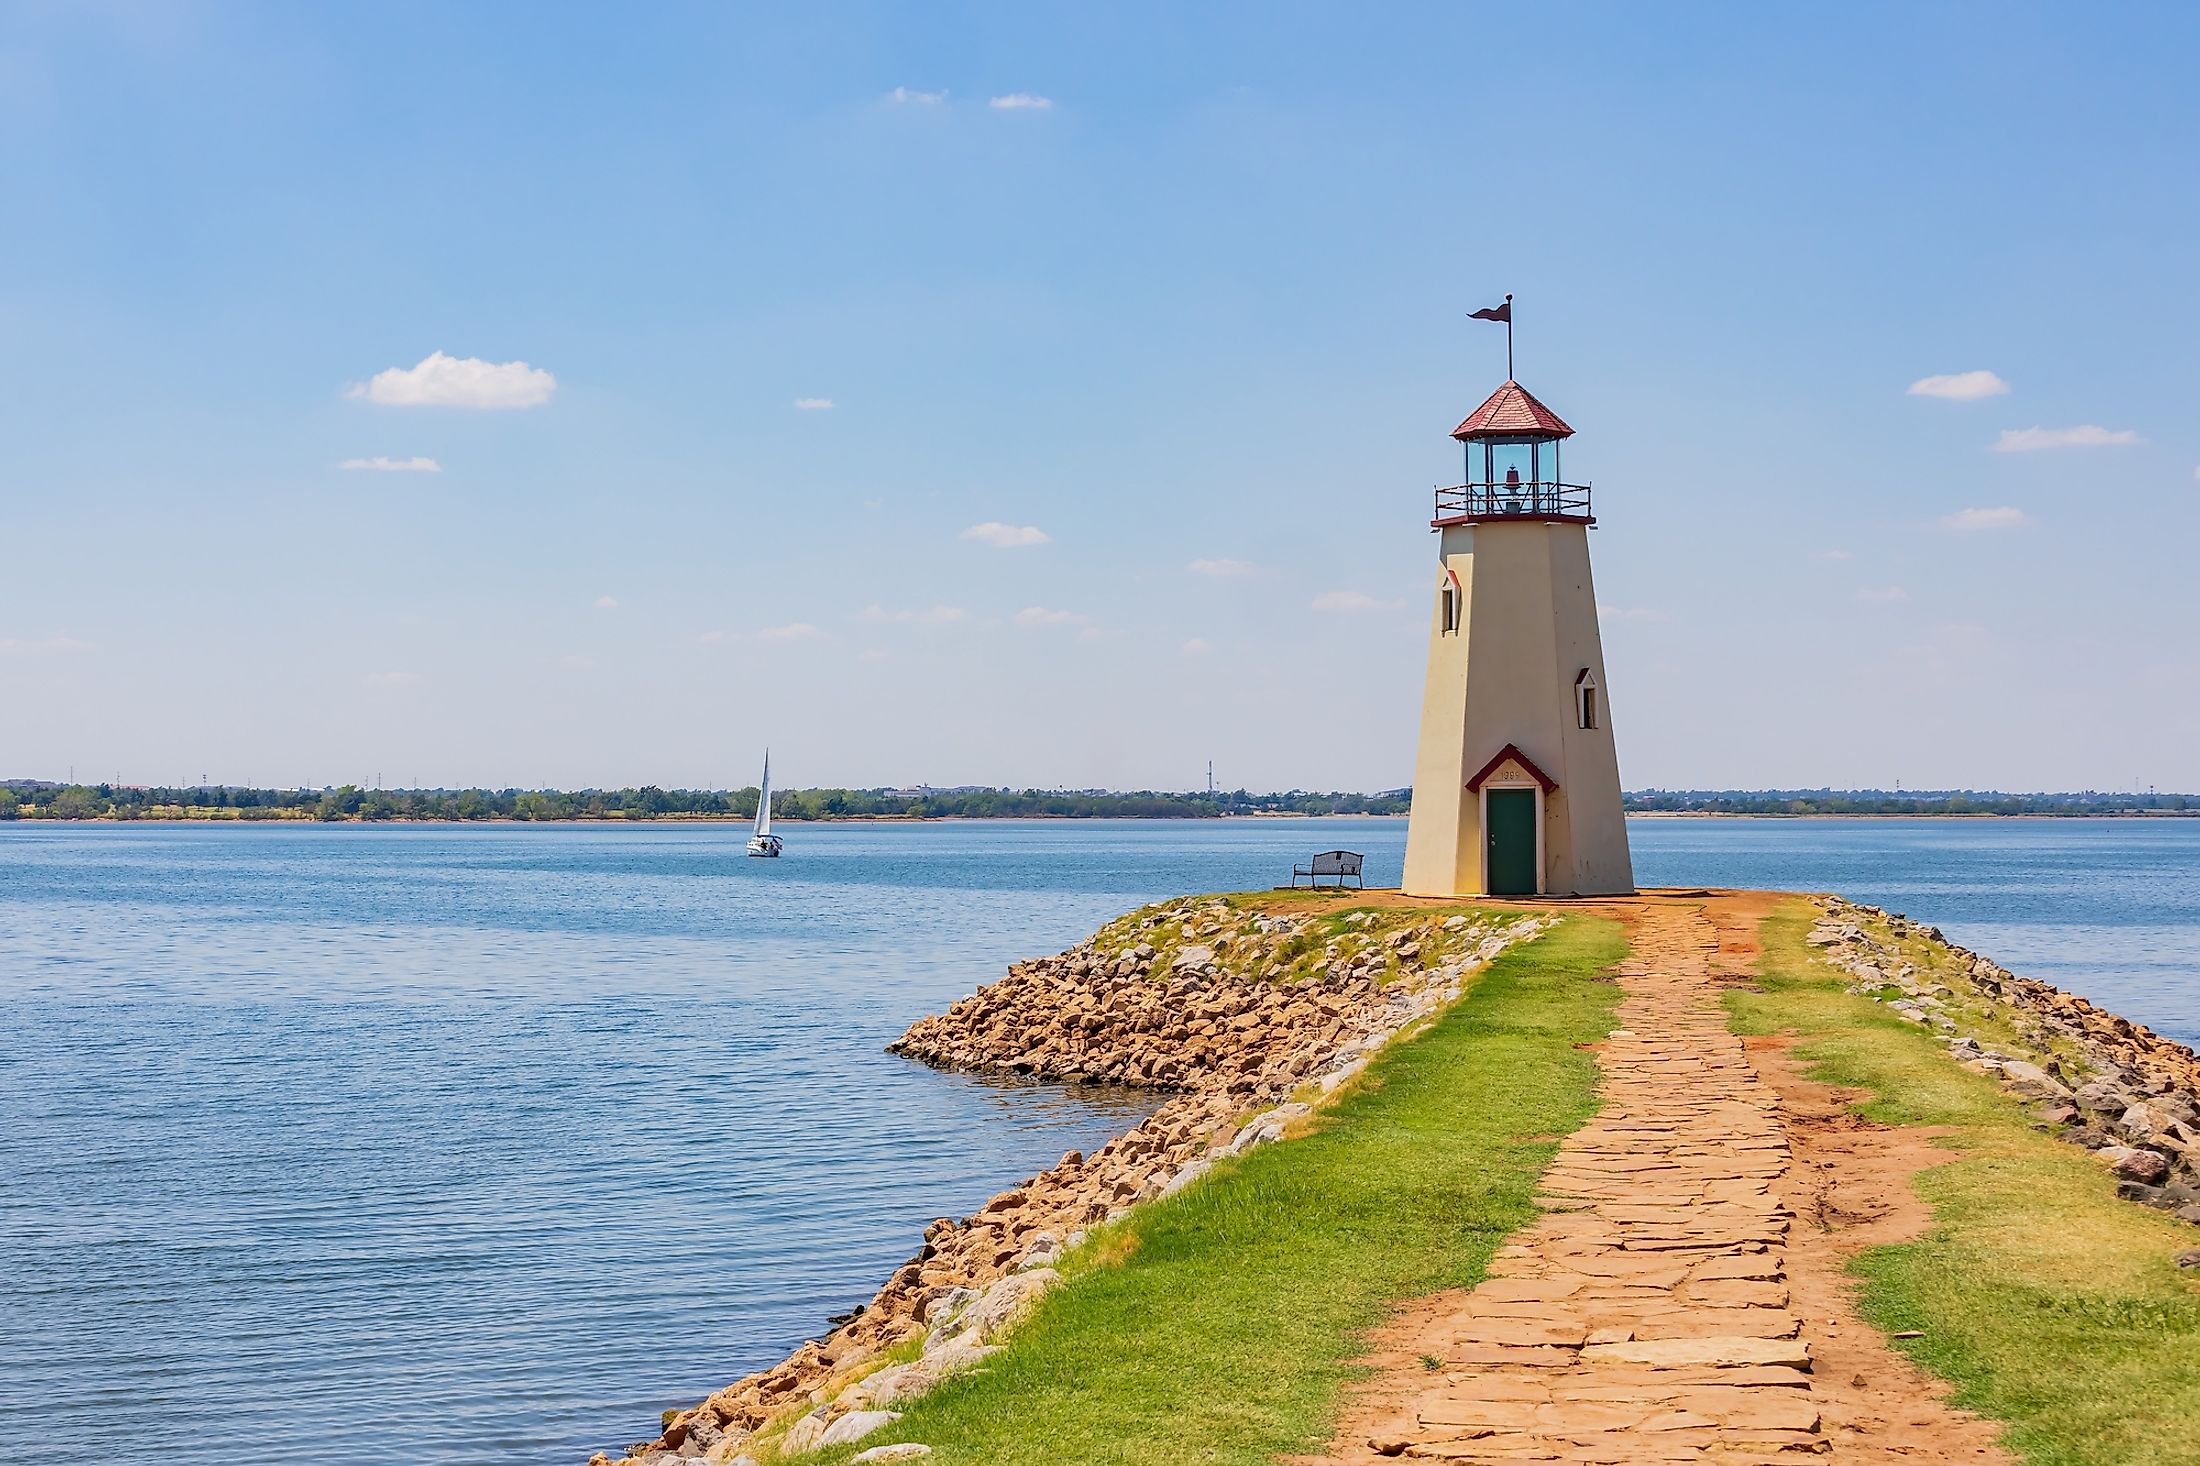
[1730, 900, 2200, 1466]
[799, 910, 1627, 1464]
[1086, 894, 1519, 990]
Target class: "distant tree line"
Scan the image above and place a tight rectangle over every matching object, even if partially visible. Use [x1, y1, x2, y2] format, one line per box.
[1623, 788, 2195, 816]
[5, 781, 2190, 823]
[0, 781, 1413, 822]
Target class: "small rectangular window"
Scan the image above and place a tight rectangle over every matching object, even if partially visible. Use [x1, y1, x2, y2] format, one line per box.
[1440, 586, 1459, 633]
[1580, 687, 1599, 729]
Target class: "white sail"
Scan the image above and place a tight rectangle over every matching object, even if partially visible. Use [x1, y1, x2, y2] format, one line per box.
[754, 750, 772, 838]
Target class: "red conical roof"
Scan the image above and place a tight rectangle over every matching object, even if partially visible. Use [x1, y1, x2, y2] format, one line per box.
[1450, 380, 1574, 441]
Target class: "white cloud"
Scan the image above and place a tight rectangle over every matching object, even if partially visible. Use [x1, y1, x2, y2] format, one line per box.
[340, 455, 441, 473]
[757, 622, 827, 642]
[1856, 585, 1910, 604]
[1187, 557, 1261, 578]
[794, 397, 834, 410]
[888, 86, 946, 105]
[1014, 606, 1089, 627]
[989, 93, 1054, 110]
[1597, 604, 1671, 623]
[698, 629, 730, 644]
[1992, 425, 2141, 452]
[1907, 370, 2009, 401]
[1181, 638, 1215, 656]
[860, 605, 967, 625]
[0, 633, 92, 655]
[1311, 590, 1399, 613]
[961, 522, 1051, 549]
[594, 595, 620, 610]
[1812, 548, 1854, 561]
[1941, 506, 2032, 531]
[347, 351, 556, 409]
[363, 670, 420, 687]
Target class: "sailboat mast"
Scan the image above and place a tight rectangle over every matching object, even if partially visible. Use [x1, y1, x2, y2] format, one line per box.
[755, 750, 772, 838]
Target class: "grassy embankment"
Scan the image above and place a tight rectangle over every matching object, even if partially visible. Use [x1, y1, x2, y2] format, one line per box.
[792, 908, 1626, 1465]
[1733, 899, 2200, 1466]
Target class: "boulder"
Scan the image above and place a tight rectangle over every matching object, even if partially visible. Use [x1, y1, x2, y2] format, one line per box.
[680, 1415, 725, 1451]
[838, 1341, 998, 1410]
[1999, 1059, 2063, 1091]
[2118, 1181, 2171, 1207]
[816, 1410, 903, 1449]
[1159, 1158, 1212, 1198]
[2075, 1079, 2135, 1112]
[2099, 1146, 2173, 1185]
[918, 1285, 976, 1331]
[1013, 1231, 1061, 1270]
[2120, 1103, 2172, 1141]
[931, 1268, 1057, 1349]
[776, 1410, 831, 1456]
[852, 1448, 934, 1463]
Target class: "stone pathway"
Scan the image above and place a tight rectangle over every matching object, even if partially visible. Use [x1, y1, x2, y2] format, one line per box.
[1325, 900, 2002, 1464]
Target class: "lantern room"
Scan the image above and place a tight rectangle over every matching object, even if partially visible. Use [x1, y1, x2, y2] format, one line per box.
[1434, 379, 1593, 525]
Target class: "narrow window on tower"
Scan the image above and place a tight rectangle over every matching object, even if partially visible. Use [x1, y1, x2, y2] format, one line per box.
[1575, 668, 1599, 729]
[1440, 584, 1459, 634]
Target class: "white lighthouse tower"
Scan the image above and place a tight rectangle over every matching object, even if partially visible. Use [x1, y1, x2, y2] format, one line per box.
[1401, 372, 1634, 898]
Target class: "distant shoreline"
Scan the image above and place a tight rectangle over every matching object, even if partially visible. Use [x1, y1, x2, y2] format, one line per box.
[5, 810, 2198, 827]
[8, 782, 2190, 825]
[1624, 810, 2200, 821]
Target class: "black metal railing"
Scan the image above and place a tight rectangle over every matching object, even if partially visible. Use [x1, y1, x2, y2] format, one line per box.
[1433, 480, 1593, 521]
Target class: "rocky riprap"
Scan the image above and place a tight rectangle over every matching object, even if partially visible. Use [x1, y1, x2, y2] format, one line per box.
[593, 897, 1545, 1465]
[1810, 898, 2200, 1219]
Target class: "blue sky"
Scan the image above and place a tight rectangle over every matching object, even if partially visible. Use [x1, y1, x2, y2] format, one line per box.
[4, 2, 2197, 793]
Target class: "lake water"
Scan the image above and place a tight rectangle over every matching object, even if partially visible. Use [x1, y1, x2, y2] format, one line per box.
[4, 816, 2197, 1463]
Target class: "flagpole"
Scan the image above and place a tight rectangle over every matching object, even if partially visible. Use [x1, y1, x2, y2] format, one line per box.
[1506, 293, 1515, 380]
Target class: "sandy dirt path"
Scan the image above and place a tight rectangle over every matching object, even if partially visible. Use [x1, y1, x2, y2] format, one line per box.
[1313, 896, 2010, 1464]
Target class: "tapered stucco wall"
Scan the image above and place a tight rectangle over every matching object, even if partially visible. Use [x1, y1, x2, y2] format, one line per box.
[1402, 519, 1634, 897]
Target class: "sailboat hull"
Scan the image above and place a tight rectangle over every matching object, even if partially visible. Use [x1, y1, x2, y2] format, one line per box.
[747, 835, 782, 858]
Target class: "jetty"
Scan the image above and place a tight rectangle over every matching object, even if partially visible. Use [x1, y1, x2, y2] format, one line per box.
[596, 889, 2200, 1464]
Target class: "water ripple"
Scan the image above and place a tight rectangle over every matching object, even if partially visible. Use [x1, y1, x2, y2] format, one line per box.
[4, 817, 2196, 1462]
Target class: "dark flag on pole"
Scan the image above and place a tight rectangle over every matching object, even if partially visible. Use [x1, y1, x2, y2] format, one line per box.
[1470, 293, 1517, 377]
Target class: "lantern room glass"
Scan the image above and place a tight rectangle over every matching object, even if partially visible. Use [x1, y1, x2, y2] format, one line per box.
[1467, 436, 1561, 489]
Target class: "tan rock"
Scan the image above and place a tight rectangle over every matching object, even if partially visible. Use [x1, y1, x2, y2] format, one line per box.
[1580, 1336, 1811, 1369]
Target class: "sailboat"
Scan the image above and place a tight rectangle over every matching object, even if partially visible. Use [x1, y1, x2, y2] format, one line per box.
[746, 750, 783, 857]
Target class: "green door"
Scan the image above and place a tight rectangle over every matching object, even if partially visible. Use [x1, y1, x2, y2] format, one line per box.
[1485, 788, 1538, 896]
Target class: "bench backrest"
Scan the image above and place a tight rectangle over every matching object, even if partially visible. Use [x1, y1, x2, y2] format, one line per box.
[1309, 850, 1363, 875]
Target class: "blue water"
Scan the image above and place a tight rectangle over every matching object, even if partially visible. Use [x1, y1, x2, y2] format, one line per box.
[2, 816, 2197, 1464]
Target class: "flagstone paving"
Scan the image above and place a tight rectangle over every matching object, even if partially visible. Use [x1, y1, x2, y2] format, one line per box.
[1320, 899, 2009, 1464]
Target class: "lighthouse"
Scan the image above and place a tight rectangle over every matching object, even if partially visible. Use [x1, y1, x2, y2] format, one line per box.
[1401, 373, 1634, 898]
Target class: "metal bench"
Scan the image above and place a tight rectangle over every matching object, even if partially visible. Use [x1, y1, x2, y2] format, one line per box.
[1292, 850, 1364, 888]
